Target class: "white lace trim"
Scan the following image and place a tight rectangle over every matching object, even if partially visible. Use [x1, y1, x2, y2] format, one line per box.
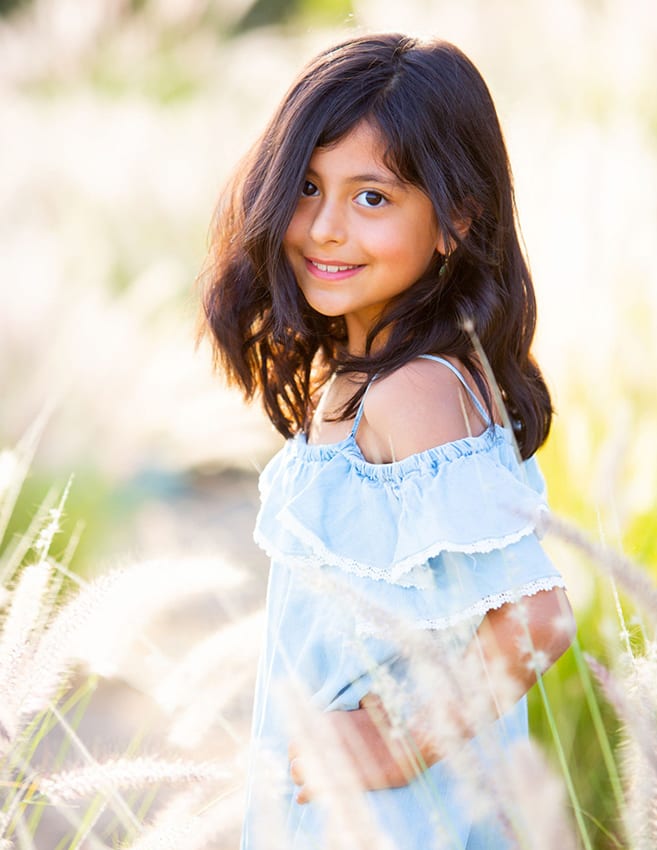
[353, 576, 568, 636]
[256, 512, 541, 589]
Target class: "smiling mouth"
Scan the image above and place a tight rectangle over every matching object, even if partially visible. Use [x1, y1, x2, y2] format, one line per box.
[308, 260, 360, 274]
[307, 259, 364, 274]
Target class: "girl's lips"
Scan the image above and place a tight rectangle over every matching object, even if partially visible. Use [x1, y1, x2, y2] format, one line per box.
[304, 258, 364, 281]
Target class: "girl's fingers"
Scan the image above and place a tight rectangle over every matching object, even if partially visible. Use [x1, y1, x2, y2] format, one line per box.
[359, 692, 382, 711]
[295, 785, 311, 805]
[290, 758, 311, 804]
[289, 757, 305, 786]
[288, 740, 299, 761]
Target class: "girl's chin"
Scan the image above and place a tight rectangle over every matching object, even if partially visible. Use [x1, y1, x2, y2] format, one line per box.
[307, 304, 345, 319]
[299, 291, 348, 319]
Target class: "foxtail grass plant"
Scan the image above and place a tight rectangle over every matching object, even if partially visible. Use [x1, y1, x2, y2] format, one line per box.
[0, 434, 254, 848]
[2, 407, 657, 849]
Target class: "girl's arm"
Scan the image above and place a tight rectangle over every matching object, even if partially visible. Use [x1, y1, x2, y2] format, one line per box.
[289, 586, 575, 802]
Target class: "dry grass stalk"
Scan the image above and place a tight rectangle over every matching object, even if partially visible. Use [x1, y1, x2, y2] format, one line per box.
[6, 556, 243, 723]
[539, 511, 657, 621]
[460, 737, 576, 850]
[0, 562, 53, 743]
[155, 610, 262, 749]
[280, 681, 400, 850]
[0, 811, 12, 850]
[588, 647, 657, 849]
[37, 757, 230, 803]
[124, 786, 244, 850]
[0, 411, 51, 555]
[0, 464, 248, 846]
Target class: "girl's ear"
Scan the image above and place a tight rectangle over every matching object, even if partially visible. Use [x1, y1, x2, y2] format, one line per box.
[436, 214, 472, 255]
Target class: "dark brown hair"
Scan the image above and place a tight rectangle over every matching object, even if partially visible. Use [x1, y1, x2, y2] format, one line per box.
[199, 33, 552, 458]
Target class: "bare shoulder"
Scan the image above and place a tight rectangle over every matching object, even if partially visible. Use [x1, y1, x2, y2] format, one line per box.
[357, 357, 491, 464]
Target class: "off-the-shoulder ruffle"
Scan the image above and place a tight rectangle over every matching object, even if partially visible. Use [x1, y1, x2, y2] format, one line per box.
[254, 426, 551, 588]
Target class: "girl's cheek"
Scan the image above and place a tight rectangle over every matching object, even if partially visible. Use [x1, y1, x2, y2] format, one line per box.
[284, 207, 305, 241]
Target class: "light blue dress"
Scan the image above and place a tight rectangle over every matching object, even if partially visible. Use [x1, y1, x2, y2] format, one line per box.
[242, 355, 565, 850]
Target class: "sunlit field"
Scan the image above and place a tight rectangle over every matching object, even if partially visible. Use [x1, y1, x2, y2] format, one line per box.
[1, 0, 657, 847]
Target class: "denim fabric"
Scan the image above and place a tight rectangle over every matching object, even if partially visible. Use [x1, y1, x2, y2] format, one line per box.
[241, 358, 564, 850]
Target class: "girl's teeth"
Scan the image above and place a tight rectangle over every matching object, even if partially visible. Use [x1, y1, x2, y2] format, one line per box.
[314, 262, 357, 272]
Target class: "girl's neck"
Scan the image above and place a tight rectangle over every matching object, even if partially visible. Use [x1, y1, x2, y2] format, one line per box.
[345, 319, 390, 358]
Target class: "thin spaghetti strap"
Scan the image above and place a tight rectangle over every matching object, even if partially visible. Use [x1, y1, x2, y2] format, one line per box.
[350, 377, 376, 437]
[417, 354, 492, 427]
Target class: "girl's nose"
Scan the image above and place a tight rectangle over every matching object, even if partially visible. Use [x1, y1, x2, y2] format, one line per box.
[308, 200, 346, 245]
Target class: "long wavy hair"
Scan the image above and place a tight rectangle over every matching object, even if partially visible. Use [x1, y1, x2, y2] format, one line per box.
[199, 33, 552, 458]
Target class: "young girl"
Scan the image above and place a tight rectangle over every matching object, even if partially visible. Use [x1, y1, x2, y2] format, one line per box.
[200, 32, 575, 849]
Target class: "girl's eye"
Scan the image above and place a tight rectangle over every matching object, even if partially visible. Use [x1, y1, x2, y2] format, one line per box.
[355, 190, 386, 208]
[301, 180, 319, 197]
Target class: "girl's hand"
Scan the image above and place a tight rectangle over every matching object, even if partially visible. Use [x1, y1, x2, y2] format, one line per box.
[288, 694, 439, 804]
[287, 589, 575, 804]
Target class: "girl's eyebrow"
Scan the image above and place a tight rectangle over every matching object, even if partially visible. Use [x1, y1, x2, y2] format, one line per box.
[306, 167, 404, 188]
[349, 172, 405, 188]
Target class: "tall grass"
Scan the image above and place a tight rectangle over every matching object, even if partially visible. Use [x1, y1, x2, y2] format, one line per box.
[0, 435, 259, 848]
[3, 429, 657, 848]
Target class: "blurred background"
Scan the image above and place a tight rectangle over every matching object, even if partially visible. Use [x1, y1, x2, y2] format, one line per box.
[1, 0, 656, 846]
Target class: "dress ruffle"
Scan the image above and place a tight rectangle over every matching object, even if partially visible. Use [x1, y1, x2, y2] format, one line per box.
[254, 425, 551, 590]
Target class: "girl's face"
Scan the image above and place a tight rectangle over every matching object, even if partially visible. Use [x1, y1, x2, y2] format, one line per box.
[283, 121, 443, 354]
